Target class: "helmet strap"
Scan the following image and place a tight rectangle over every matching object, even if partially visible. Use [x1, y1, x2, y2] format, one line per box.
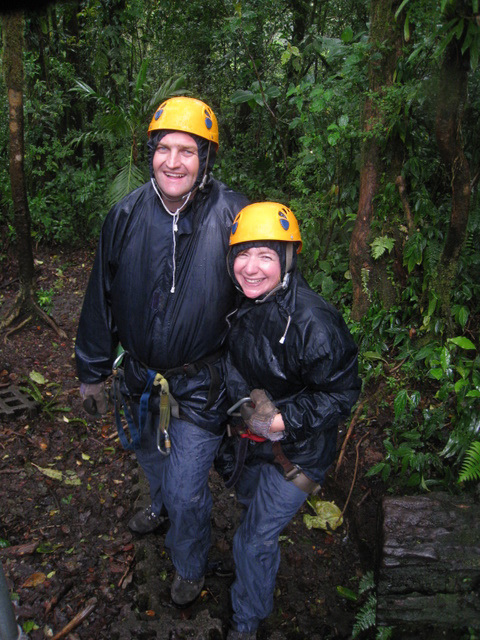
[285, 242, 293, 274]
[198, 141, 212, 191]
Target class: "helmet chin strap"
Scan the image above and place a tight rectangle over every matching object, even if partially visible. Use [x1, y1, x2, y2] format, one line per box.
[198, 141, 212, 191]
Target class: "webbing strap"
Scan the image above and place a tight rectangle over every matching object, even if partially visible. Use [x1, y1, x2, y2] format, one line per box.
[113, 368, 158, 451]
[113, 376, 141, 450]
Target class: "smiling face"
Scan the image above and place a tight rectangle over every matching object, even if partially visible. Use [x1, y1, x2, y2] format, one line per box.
[152, 131, 199, 210]
[233, 246, 281, 299]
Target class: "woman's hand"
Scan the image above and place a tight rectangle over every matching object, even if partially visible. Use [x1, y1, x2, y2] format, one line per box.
[240, 389, 285, 441]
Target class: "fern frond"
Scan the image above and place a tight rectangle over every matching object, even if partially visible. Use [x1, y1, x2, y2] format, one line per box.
[352, 593, 376, 638]
[358, 570, 375, 595]
[376, 626, 394, 640]
[107, 162, 146, 207]
[458, 441, 480, 483]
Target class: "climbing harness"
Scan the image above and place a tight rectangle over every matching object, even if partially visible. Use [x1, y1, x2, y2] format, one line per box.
[154, 372, 171, 456]
[224, 395, 320, 494]
[111, 348, 223, 452]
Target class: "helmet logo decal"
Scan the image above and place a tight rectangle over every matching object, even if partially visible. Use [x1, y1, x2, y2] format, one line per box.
[204, 109, 213, 130]
[278, 208, 290, 231]
[231, 213, 240, 235]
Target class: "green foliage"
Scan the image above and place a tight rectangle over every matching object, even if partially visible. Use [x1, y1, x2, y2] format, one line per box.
[36, 287, 55, 313]
[458, 441, 480, 483]
[344, 571, 394, 639]
[71, 70, 187, 207]
[371, 236, 395, 260]
[361, 315, 480, 491]
[20, 371, 71, 420]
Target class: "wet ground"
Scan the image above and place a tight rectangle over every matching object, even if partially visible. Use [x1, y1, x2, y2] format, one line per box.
[0, 248, 384, 639]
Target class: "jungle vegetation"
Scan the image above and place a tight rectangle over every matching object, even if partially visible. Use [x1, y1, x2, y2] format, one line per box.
[1, 0, 480, 491]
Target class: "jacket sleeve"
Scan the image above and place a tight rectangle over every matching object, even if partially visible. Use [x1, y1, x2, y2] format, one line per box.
[278, 308, 361, 442]
[75, 212, 120, 383]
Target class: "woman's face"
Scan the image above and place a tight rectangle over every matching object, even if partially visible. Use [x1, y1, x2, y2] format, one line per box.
[233, 246, 281, 299]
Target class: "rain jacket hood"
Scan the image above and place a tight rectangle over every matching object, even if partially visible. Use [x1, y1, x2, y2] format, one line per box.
[148, 130, 217, 193]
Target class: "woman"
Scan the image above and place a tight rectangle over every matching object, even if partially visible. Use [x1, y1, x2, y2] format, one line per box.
[220, 202, 361, 640]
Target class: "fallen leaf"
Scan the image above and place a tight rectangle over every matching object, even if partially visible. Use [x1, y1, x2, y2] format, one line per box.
[22, 572, 47, 587]
[32, 464, 63, 481]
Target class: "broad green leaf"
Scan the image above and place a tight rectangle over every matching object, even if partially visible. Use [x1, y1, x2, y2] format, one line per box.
[231, 89, 255, 104]
[341, 27, 354, 43]
[448, 337, 476, 350]
[394, 390, 409, 418]
[29, 371, 46, 385]
[336, 586, 358, 601]
[362, 351, 386, 362]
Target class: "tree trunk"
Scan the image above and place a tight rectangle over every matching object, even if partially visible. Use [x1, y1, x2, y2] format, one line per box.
[1, 12, 66, 339]
[349, 0, 403, 321]
[2, 12, 34, 298]
[434, 31, 471, 321]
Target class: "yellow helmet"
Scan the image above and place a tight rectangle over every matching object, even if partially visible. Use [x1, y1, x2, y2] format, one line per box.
[148, 96, 219, 148]
[229, 202, 302, 252]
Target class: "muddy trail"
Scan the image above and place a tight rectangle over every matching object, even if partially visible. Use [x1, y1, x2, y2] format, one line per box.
[0, 248, 385, 639]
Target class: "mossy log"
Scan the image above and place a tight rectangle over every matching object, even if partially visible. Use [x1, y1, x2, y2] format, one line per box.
[376, 492, 480, 634]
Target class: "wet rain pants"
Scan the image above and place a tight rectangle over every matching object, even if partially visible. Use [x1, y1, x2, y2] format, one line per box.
[134, 408, 222, 581]
[231, 462, 308, 632]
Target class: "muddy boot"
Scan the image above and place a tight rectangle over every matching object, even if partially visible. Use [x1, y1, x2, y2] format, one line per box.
[127, 505, 167, 534]
[171, 571, 205, 606]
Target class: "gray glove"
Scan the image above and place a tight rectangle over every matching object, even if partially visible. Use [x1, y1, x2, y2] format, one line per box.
[240, 389, 283, 441]
[80, 382, 108, 417]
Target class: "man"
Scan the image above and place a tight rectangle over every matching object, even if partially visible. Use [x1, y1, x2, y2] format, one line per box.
[75, 96, 249, 606]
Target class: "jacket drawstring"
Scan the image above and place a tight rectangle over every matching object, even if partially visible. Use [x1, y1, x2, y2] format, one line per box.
[279, 315, 291, 344]
[151, 178, 193, 293]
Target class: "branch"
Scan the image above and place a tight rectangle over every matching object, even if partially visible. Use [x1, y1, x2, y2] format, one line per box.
[51, 599, 96, 640]
[335, 399, 365, 474]
[395, 175, 415, 233]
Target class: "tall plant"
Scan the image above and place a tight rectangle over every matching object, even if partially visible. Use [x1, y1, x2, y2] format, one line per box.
[72, 67, 187, 207]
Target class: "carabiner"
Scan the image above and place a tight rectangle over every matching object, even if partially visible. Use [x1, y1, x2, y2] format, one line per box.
[157, 426, 171, 456]
[227, 397, 253, 417]
[112, 350, 126, 375]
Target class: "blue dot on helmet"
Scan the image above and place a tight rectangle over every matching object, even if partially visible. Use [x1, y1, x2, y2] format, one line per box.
[205, 118, 213, 130]
[154, 109, 163, 121]
[231, 221, 238, 235]
[280, 219, 290, 231]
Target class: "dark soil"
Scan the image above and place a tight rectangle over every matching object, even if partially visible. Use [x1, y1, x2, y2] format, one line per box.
[0, 248, 386, 640]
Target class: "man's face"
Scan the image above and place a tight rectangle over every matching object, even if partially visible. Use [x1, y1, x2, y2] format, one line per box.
[152, 132, 199, 208]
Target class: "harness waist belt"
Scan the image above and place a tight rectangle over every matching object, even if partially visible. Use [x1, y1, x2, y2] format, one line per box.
[272, 442, 320, 495]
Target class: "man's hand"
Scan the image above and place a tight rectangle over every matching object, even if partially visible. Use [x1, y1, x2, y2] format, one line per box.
[240, 389, 283, 441]
[80, 382, 108, 417]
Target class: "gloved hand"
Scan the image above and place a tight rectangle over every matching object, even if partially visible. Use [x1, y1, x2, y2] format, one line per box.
[240, 389, 283, 441]
[80, 382, 108, 417]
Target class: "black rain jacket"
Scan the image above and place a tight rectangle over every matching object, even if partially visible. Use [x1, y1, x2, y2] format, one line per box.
[223, 271, 361, 483]
[75, 178, 249, 432]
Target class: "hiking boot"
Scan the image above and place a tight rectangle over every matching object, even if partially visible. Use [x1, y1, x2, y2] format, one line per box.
[226, 630, 257, 640]
[127, 506, 167, 534]
[207, 556, 235, 577]
[170, 570, 205, 606]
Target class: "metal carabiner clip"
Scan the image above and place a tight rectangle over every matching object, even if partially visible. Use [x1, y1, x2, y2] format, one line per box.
[112, 350, 126, 375]
[227, 397, 253, 417]
[157, 427, 171, 456]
